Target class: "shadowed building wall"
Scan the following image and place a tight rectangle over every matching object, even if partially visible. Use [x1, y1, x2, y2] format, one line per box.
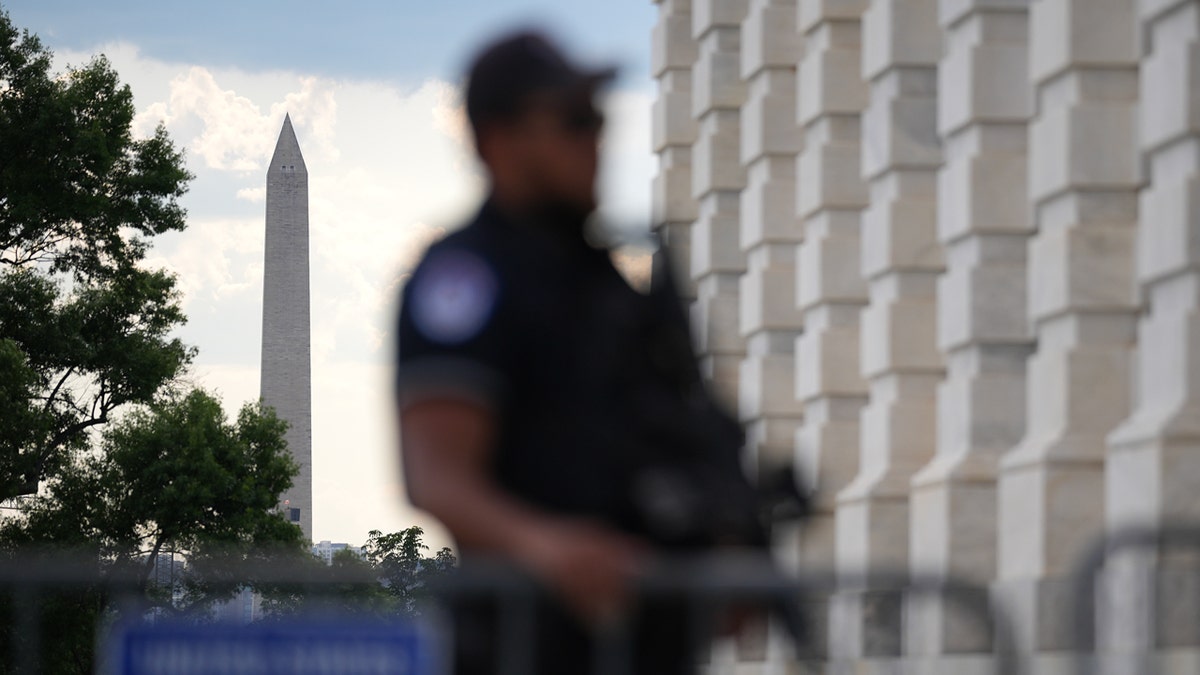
[651, 0, 1200, 672]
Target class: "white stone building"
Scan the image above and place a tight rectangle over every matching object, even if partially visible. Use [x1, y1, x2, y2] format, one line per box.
[650, 0, 1200, 672]
[312, 540, 364, 565]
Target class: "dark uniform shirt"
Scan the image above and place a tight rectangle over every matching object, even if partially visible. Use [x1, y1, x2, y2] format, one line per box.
[395, 199, 657, 532]
[396, 200, 697, 675]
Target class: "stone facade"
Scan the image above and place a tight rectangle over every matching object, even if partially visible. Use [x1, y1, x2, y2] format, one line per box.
[261, 115, 313, 543]
[649, 0, 1200, 671]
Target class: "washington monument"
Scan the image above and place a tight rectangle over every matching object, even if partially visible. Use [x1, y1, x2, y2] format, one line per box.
[261, 114, 312, 541]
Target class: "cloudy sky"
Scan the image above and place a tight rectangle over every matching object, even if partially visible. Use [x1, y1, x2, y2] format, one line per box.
[4, 1, 658, 548]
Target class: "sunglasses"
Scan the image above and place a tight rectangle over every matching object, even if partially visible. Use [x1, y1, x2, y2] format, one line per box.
[563, 106, 604, 134]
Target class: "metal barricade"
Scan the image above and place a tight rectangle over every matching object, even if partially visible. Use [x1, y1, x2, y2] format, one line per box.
[0, 547, 1075, 675]
[435, 553, 1020, 675]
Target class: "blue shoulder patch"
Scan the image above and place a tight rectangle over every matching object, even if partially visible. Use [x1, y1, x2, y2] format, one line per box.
[410, 250, 499, 345]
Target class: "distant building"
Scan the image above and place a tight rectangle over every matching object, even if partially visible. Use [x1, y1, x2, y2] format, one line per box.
[312, 540, 363, 565]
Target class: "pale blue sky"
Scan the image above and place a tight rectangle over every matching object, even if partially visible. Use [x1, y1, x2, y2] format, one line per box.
[3, 0, 656, 90]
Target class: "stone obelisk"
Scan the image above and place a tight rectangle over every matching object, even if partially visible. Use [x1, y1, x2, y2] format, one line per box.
[261, 114, 312, 542]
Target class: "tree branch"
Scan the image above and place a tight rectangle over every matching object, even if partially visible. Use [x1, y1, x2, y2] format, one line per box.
[11, 411, 111, 497]
[43, 367, 76, 414]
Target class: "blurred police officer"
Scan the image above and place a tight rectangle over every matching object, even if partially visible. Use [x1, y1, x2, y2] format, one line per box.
[395, 30, 729, 674]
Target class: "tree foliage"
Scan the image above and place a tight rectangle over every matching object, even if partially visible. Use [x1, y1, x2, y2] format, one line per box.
[361, 526, 456, 614]
[260, 528, 458, 621]
[0, 8, 194, 500]
[1, 389, 305, 586]
[0, 389, 306, 673]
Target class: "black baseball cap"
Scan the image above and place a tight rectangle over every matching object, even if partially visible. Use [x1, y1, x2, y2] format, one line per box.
[464, 29, 617, 133]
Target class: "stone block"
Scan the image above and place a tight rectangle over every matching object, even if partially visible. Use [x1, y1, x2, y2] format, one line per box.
[693, 273, 747, 350]
[904, 585, 995, 657]
[691, 192, 747, 276]
[1138, 173, 1200, 284]
[939, 0, 1033, 28]
[740, 255, 805, 333]
[798, 24, 869, 125]
[860, 70, 942, 178]
[797, 138, 870, 216]
[930, 346, 1030, 459]
[938, 131, 1030, 241]
[1113, 280, 1200, 448]
[938, 34, 1031, 135]
[859, 274, 943, 376]
[1109, 433, 1200, 528]
[653, 9, 699, 76]
[741, 157, 802, 247]
[862, 0, 942, 80]
[829, 588, 907, 661]
[909, 479, 999, 580]
[795, 396, 867, 502]
[797, 211, 869, 307]
[1028, 96, 1140, 204]
[741, 0, 803, 78]
[795, 304, 869, 398]
[798, 0, 872, 32]
[741, 71, 802, 162]
[834, 489, 912, 575]
[936, 236, 1030, 348]
[692, 110, 747, 196]
[860, 186, 943, 278]
[1029, 0, 1139, 86]
[739, 353, 806, 418]
[653, 86, 697, 151]
[693, 30, 747, 115]
[998, 459, 1106, 580]
[1027, 220, 1138, 319]
[693, 0, 751, 38]
[1140, 32, 1200, 152]
[1012, 316, 1136, 462]
[852, 374, 942, 488]
[991, 577, 1088, 654]
[1138, 0, 1196, 22]
[746, 326, 802, 356]
[652, 146, 699, 223]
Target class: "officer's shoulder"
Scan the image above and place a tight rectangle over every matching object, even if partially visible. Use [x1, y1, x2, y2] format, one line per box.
[417, 216, 504, 271]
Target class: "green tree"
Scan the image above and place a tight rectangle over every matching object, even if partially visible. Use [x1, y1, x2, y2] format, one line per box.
[0, 8, 193, 500]
[362, 526, 457, 615]
[257, 529, 457, 622]
[0, 389, 306, 673]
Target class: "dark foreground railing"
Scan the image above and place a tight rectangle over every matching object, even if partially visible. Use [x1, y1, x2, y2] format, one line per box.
[0, 549, 1021, 675]
[2, 527, 1199, 675]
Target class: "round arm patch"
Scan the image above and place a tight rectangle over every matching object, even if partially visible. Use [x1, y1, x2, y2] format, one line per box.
[409, 250, 499, 345]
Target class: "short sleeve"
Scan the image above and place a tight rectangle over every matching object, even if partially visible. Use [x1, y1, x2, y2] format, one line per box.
[395, 247, 512, 409]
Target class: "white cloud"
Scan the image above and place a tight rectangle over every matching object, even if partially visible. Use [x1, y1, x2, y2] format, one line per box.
[133, 67, 340, 171]
[236, 187, 265, 203]
[142, 216, 263, 311]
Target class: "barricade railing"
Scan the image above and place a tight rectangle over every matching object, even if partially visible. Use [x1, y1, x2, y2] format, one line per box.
[0, 548, 1021, 674]
[437, 555, 1020, 675]
[9, 529, 1200, 675]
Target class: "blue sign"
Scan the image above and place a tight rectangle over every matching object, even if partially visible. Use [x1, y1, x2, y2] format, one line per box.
[106, 618, 442, 675]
